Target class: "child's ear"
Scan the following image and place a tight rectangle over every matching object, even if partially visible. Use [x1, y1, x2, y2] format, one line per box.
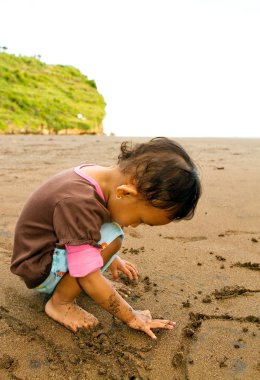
[116, 184, 138, 199]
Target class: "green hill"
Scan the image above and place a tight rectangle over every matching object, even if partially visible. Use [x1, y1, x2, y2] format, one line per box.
[0, 52, 106, 134]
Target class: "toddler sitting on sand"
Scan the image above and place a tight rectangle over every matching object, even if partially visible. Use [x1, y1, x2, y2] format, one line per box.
[11, 137, 201, 339]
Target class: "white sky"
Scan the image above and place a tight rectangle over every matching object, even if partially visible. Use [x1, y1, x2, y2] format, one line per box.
[0, 0, 259, 137]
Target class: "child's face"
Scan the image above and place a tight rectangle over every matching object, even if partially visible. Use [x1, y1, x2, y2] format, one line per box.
[108, 188, 171, 228]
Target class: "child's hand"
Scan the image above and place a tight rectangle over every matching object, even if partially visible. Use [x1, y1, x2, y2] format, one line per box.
[127, 309, 176, 339]
[109, 256, 138, 282]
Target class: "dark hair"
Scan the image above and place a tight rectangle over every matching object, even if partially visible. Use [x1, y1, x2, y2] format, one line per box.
[118, 137, 201, 221]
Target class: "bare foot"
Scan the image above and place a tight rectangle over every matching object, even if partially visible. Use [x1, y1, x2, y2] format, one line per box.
[45, 298, 99, 332]
[110, 280, 131, 298]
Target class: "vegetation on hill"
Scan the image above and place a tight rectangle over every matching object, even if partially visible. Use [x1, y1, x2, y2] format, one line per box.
[0, 52, 106, 134]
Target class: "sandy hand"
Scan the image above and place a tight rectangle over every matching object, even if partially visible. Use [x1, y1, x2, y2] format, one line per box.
[45, 298, 99, 332]
[109, 256, 138, 281]
[127, 309, 176, 339]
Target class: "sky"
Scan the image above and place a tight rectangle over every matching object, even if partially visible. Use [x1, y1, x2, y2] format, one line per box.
[0, 0, 259, 137]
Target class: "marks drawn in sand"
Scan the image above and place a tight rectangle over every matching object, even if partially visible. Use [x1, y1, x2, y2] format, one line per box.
[171, 281, 260, 380]
[172, 311, 260, 380]
[163, 236, 207, 243]
[231, 262, 260, 271]
[220, 230, 259, 236]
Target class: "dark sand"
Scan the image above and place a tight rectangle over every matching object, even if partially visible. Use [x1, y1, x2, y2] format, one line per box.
[0, 135, 259, 380]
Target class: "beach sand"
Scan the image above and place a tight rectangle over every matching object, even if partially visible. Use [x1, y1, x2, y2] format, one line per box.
[0, 135, 259, 380]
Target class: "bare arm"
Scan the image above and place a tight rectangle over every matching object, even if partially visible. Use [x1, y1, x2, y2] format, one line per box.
[78, 270, 175, 339]
[100, 236, 122, 266]
[78, 270, 135, 322]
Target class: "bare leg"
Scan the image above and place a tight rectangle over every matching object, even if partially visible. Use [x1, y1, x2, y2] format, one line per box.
[45, 273, 99, 332]
[100, 236, 131, 297]
[45, 237, 122, 332]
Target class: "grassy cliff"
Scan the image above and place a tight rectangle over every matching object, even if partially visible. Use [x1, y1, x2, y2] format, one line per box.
[0, 52, 106, 134]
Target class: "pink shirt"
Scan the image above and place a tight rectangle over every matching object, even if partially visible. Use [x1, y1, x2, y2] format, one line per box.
[66, 165, 105, 277]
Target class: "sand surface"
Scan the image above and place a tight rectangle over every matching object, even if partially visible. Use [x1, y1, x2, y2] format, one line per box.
[0, 135, 259, 380]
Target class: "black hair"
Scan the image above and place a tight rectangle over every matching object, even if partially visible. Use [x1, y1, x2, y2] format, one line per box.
[117, 137, 201, 221]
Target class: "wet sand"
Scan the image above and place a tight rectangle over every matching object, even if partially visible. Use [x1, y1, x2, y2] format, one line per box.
[0, 135, 259, 380]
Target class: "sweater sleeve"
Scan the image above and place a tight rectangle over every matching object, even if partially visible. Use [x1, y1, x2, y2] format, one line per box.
[65, 244, 103, 277]
[53, 195, 109, 247]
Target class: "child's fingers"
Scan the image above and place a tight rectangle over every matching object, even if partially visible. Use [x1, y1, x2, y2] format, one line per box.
[124, 261, 138, 281]
[126, 267, 138, 281]
[150, 319, 176, 330]
[124, 260, 138, 273]
[143, 326, 157, 340]
[125, 260, 138, 272]
[111, 267, 119, 281]
[121, 266, 133, 280]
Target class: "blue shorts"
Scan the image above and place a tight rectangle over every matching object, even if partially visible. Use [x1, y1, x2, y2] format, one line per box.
[35, 222, 124, 294]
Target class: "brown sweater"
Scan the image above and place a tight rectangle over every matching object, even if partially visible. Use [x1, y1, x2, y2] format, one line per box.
[11, 168, 110, 288]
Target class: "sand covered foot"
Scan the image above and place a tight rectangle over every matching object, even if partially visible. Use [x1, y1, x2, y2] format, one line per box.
[45, 298, 99, 332]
